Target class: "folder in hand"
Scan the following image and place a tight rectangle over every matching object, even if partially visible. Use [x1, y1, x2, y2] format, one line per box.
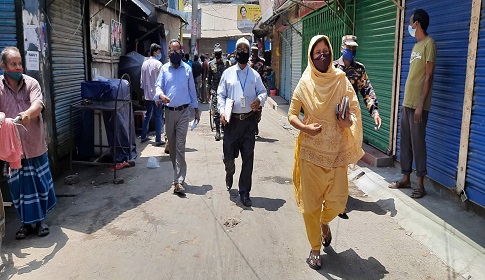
[224, 98, 235, 124]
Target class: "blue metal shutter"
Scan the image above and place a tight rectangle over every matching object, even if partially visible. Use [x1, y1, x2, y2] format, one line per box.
[280, 28, 292, 101]
[466, 4, 485, 207]
[227, 40, 236, 54]
[0, 0, 17, 75]
[397, 1, 472, 187]
[49, 0, 86, 157]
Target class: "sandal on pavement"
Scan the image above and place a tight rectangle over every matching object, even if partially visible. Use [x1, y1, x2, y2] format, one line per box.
[16, 224, 33, 240]
[174, 183, 186, 194]
[321, 223, 332, 247]
[306, 250, 322, 270]
[389, 180, 411, 189]
[36, 222, 50, 237]
[411, 188, 427, 199]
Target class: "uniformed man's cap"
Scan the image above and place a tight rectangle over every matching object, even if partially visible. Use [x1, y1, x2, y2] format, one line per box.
[342, 35, 358, 47]
[251, 43, 258, 50]
[214, 43, 222, 52]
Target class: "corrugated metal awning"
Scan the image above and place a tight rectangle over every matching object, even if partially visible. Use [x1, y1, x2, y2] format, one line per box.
[131, 0, 153, 16]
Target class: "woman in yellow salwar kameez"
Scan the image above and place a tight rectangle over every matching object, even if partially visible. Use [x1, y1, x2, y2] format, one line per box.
[288, 35, 364, 270]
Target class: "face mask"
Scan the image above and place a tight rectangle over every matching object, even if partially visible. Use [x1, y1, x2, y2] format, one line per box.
[342, 49, 356, 61]
[156, 53, 162, 60]
[169, 52, 181, 64]
[230, 57, 236, 64]
[236, 51, 250, 64]
[408, 24, 416, 37]
[312, 53, 331, 73]
[215, 52, 222, 59]
[6, 68, 23, 81]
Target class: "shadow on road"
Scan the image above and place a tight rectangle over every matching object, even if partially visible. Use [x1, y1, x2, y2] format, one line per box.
[227, 189, 286, 211]
[184, 184, 213, 196]
[319, 246, 388, 279]
[255, 136, 279, 143]
[19, 159, 175, 236]
[363, 162, 485, 250]
[345, 196, 397, 217]
[0, 227, 69, 278]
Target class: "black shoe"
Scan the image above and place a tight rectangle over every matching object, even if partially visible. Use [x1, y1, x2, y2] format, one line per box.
[226, 175, 233, 190]
[240, 194, 252, 207]
[215, 131, 222, 141]
[153, 140, 166, 146]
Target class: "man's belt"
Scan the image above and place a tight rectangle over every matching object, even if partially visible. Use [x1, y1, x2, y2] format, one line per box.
[232, 111, 255, 121]
[164, 104, 189, 111]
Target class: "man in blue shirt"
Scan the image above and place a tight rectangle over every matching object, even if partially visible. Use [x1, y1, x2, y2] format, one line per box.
[154, 39, 199, 194]
[140, 43, 164, 145]
[217, 37, 267, 207]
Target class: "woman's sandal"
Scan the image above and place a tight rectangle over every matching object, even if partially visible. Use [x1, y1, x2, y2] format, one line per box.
[36, 222, 50, 237]
[306, 250, 322, 270]
[15, 224, 33, 240]
[321, 223, 332, 247]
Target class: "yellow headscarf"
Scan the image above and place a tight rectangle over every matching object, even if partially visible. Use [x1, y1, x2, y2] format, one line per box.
[292, 35, 364, 168]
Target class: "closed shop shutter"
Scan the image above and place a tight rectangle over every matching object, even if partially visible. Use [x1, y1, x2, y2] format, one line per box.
[355, 0, 396, 153]
[49, 0, 86, 157]
[398, 0, 472, 187]
[0, 0, 17, 75]
[290, 21, 302, 97]
[465, 4, 485, 207]
[227, 40, 236, 54]
[280, 28, 292, 101]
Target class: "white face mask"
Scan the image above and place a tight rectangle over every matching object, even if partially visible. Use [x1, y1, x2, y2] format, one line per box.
[408, 24, 416, 37]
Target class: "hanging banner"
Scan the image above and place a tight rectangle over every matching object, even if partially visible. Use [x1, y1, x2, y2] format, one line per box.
[237, 5, 261, 30]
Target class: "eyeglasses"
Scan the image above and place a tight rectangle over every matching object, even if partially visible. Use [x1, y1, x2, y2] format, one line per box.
[169, 49, 182, 54]
[236, 47, 249, 53]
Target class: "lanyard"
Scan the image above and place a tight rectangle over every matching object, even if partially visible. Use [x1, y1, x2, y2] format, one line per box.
[238, 68, 249, 92]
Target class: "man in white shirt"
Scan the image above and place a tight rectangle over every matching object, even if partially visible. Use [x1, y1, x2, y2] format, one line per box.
[217, 37, 267, 207]
[140, 43, 164, 145]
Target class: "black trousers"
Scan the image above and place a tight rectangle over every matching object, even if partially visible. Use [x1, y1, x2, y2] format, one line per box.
[223, 114, 257, 195]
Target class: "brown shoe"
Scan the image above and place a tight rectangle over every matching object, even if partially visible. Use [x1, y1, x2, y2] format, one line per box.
[174, 183, 185, 194]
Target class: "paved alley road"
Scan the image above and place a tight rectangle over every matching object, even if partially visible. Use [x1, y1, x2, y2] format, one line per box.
[0, 103, 462, 280]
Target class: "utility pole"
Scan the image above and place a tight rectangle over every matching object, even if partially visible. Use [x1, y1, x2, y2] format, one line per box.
[191, 0, 198, 55]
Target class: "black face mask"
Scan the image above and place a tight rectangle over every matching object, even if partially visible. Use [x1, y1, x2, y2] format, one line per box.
[312, 53, 331, 73]
[236, 51, 250, 64]
[215, 52, 222, 59]
[169, 52, 182, 64]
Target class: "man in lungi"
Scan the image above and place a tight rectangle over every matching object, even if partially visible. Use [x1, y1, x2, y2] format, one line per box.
[0, 46, 56, 239]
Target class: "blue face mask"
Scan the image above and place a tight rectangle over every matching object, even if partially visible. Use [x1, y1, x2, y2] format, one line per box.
[408, 24, 416, 37]
[342, 49, 356, 61]
[156, 53, 162, 60]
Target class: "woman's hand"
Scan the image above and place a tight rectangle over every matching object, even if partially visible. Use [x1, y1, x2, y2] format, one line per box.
[304, 123, 322, 136]
[336, 109, 352, 128]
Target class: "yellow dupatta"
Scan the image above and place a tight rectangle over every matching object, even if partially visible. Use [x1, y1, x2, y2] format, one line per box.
[292, 35, 364, 169]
